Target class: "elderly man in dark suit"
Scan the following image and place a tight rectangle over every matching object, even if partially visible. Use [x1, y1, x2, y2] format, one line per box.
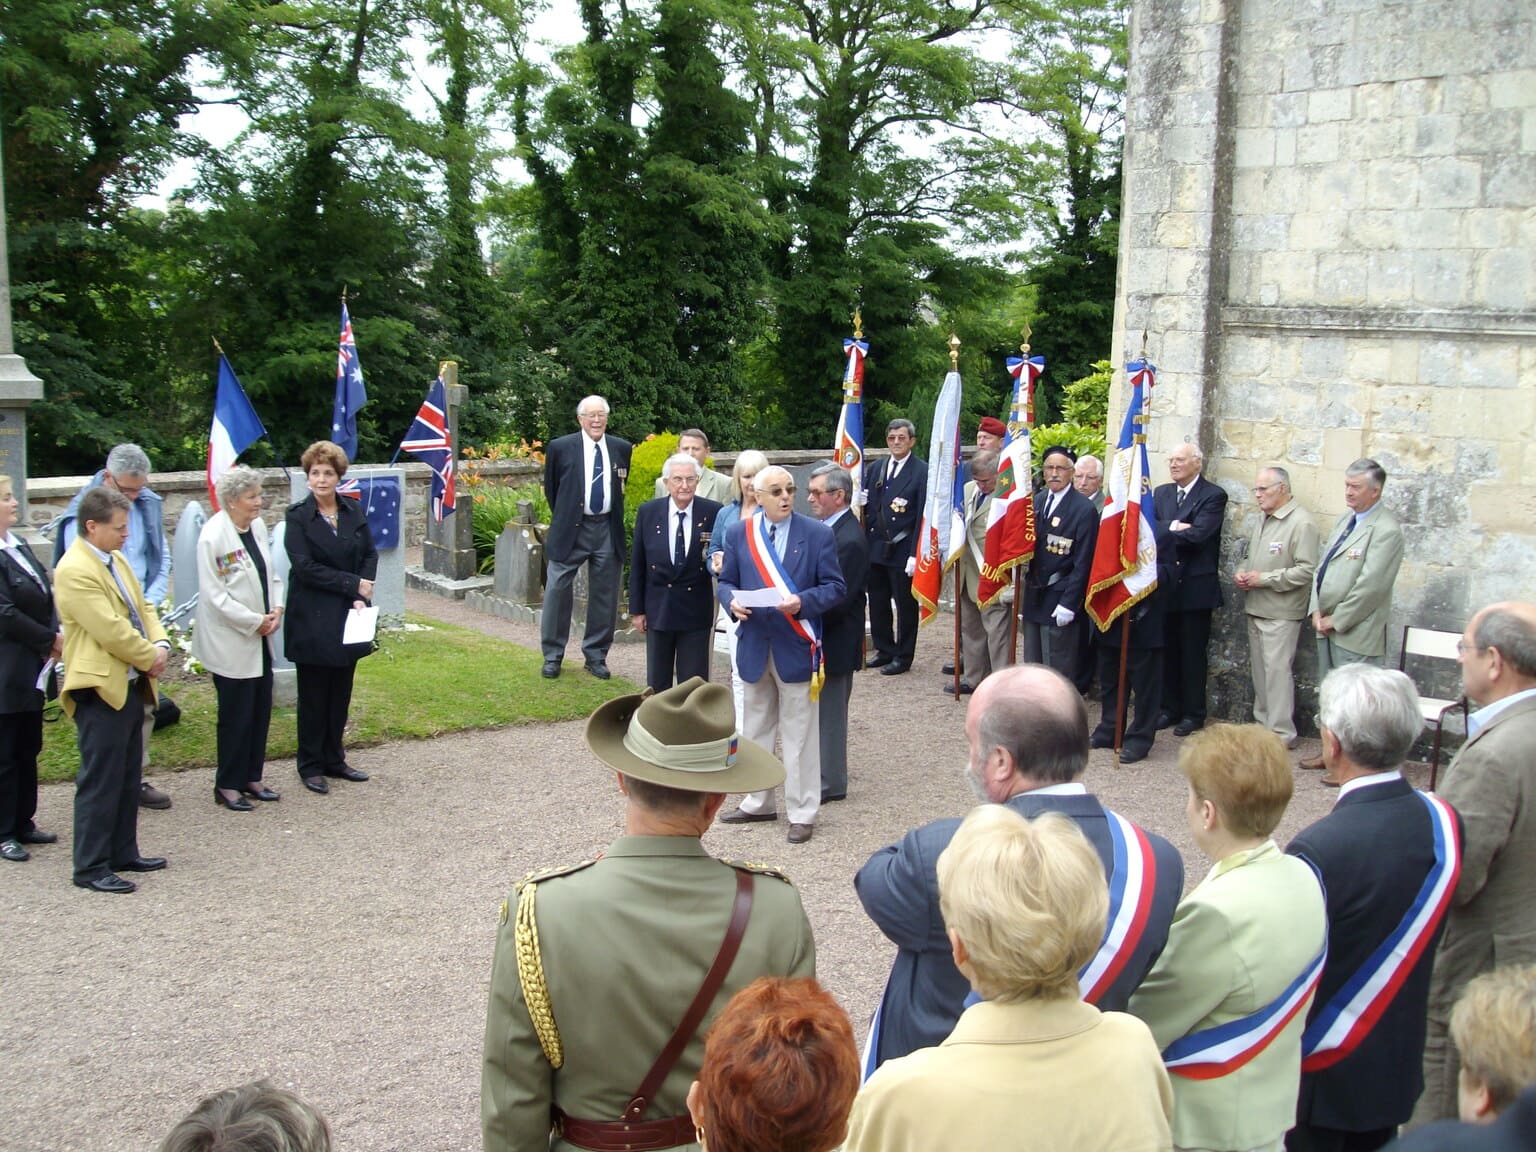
[1414, 603, 1536, 1126]
[1152, 441, 1228, 736]
[1286, 664, 1464, 1152]
[863, 419, 927, 676]
[717, 466, 845, 844]
[856, 663, 1183, 1072]
[1022, 445, 1098, 684]
[629, 453, 722, 693]
[807, 462, 867, 804]
[1091, 518, 1176, 763]
[540, 395, 632, 680]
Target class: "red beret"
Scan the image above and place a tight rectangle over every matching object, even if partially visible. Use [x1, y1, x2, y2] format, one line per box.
[977, 417, 1007, 438]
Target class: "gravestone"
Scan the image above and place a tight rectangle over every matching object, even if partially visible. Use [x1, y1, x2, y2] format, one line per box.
[494, 501, 544, 605]
[171, 502, 206, 616]
[0, 128, 42, 519]
[269, 521, 297, 705]
[423, 360, 477, 580]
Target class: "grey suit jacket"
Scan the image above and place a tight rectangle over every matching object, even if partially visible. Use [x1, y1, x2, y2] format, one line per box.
[1309, 504, 1404, 657]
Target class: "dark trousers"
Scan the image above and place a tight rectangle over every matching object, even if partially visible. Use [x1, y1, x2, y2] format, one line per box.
[295, 663, 356, 779]
[72, 686, 145, 882]
[818, 671, 854, 798]
[644, 627, 711, 694]
[540, 516, 620, 664]
[1024, 615, 1084, 684]
[1286, 1124, 1396, 1152]
[213, 664, 274, 791]
[867, 562, 917, 664]
[1163, 608, 1213, 724]
[1092, 645, 1161, 756]
[0, 709, 43, 838]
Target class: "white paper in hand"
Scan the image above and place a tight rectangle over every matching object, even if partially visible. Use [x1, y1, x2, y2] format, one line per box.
[343, 606, 379, 646]
[733, 587, 788, 609]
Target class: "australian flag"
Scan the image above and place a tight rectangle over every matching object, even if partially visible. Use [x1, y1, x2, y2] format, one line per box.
[333, 302, 366, 460]
[401, 375, 456, 521]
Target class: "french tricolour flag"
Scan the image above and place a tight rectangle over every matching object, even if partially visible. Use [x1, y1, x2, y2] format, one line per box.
[207, 354, 268, 511]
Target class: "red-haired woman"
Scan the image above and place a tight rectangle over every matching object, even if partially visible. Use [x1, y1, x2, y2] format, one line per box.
[688, 977, 859, 1152]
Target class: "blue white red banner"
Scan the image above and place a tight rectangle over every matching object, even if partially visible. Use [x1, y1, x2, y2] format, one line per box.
[836, 338, 867, 510]
[911, 370, 964, 626]
[206, 354, 268, 511]
[1085, 360, 1158, 631]
[978, 355, 1041, 606]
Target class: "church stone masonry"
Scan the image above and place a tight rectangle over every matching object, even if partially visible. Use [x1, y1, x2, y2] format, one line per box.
[1109, 0, 1536, 726]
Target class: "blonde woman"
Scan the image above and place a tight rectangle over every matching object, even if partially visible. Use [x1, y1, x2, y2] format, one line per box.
[846, 805, 1173, 1151]
[195, 466, 284, 810]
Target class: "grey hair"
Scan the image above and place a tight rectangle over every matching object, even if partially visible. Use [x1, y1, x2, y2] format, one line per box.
[970, 450, 1000, 479]
[1318, 664, 1422, 771]
[1077, 455, 1104, 476]
[662, 452, 701, 480]
[157, 1080, 331, 1152]
[106, 443, 152, 479]
[576, 395, 610, 417]
[753, 465, 793, 493]
[215, 465, 264, 510]
[810, 462, 853, 503]
[1346, 458, 1387, 490]
[975, 666, 1090, 785]
[886, 418, 916, 438]
[1261, 465, 1292, 490]
[1474, 607, 1536, 679]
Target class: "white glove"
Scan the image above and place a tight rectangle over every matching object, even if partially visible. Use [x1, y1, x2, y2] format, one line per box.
[855, 488, 869, 508]
[904, 556, 917, 577]
[1051, 605, 1076, 627]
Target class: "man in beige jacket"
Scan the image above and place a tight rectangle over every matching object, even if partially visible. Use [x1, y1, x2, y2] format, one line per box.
[952, 450, 1010, 694]
[1411, 602, 1536, 1126]
[1234, 466, 1318, 749]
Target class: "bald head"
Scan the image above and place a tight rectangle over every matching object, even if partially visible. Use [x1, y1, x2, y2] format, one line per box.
[966, 665, 1090, 799]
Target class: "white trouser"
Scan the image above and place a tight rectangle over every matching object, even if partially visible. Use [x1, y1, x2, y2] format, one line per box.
[737, 651, 821, 825]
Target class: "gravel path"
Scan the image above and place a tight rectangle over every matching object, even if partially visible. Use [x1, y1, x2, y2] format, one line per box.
[1, 590, 1374, 1152]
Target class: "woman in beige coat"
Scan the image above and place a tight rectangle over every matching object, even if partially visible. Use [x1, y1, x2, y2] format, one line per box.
[844, 805, 1173, 1152]
[194, 466, 285, 811]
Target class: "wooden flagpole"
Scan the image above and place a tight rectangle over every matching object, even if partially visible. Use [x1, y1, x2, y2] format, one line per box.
[949, 331, 964, 700]
[1112, 331, 1152, 769]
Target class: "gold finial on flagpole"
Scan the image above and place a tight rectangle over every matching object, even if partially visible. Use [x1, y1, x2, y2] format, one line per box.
[342, 285, 348, 304]
[948, 331, 961, 369]
[852, 307, 864, 341]
[1139, 328, 1149, 360]
[212, 336, 226, 356]
[1020, 323, 1032, 357]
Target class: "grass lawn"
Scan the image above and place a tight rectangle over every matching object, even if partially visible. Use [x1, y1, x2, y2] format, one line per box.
[38, 613, 637, 784]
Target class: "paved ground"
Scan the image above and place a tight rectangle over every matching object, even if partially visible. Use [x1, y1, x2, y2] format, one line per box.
[1, 589, 1401, 1152]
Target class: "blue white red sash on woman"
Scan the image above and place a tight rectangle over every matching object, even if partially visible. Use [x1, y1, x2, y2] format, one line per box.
[743, 515, 825, 700]
[963, 807, 1158, 1014]
[1300, 790, 1461, 1072]
[1162, 939, 1327, 1080]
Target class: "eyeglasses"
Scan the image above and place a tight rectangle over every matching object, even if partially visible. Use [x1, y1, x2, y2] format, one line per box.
[762, 485, 796, 497]
[666, 475, 699, 486]
[1456, 641, 1487, 656]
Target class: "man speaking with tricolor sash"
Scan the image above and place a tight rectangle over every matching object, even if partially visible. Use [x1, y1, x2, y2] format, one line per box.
[716, 466, 846, 846]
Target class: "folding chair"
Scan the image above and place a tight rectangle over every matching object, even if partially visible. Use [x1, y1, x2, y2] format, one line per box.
[1398, 624, 1468, 790]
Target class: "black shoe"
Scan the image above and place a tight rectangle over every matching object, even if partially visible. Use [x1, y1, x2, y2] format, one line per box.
[719, 808, 778, 824]
[940, 662, 957, 676]
[866, 654, 894, 669]
[17, 827, 57, 845]
[0, 838, 29, 862]
[241, 785, 280, 802]
[1090, 731, 1114, 750]
[1173, 719, 1202, 737]
[75, 873, 136, 894]
[1155, 712, 1175, 730]
[821, 791, 847, 803]
[113, 856, 167, 873]
[584, 661, 612, 680]
[214, 789, 253, 812]
[139, 781, 172, 809]
[939, 681, 974, 696]
[879, 661, 911, 676]
[1119, 747, 1150, 764]
[323, 766, 369, 782]
[302, 776, 330, 795]
[541, 660, 561, 679]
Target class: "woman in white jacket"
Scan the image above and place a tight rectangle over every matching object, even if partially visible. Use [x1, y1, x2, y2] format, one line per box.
[195, 466, 285, 811]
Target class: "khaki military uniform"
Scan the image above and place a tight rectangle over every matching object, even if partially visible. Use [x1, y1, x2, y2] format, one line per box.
[957, 480, 1011, 681]
[482, 835, 817, 1151]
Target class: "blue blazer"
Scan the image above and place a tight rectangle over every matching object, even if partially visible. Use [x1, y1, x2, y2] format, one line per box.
[855, 790, 1184, 1071]
[628, 496, 722, 633]
[717, 513, 845, 684]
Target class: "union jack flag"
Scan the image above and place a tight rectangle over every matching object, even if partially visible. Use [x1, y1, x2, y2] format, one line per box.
[400, 375, 456, 521]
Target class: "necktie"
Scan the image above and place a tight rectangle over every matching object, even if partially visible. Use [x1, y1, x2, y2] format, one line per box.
[107, 557, 148, 638]
[1044, 492, 1056, 521]
[589, 443, 604, 515]
[1177, 488, 1187, 509]
[889, 457, 901, 485]
[675, 510, 686, 565]
[974, 490, 985, 513]
[1316, 515, 1358, 589]
[769, 523, 779, 556]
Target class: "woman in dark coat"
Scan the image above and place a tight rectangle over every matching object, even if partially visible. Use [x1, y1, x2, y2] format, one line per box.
[284, 441, 377, 795]
[0, 475, 61, 861]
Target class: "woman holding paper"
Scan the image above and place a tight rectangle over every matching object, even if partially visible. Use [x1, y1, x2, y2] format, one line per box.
[0, 475, 61, 862]
[195, 466, 285, 811]
[284, 441, 377, 796]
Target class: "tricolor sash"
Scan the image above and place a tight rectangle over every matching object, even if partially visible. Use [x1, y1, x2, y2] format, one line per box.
[1300, 790, 1461, 1072]
[1162, 938, 1327, 1080]
[860, 1000, 884, 1082]
[743, 515, 825, 700]
[964, 808, 1158, 1012]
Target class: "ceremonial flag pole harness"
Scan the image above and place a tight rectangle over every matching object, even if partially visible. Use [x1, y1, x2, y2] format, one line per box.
[741, 514, 824, 702]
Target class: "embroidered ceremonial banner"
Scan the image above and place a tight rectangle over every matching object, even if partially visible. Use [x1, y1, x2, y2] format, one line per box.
[911, 369, 964, 626]
[977, 355, 1041, 606]
[836, 337, 867, 517]
[1085, 360, 1158, 630]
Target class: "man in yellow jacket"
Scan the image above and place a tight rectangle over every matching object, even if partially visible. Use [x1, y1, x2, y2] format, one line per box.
[55, 488, 170, 894]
